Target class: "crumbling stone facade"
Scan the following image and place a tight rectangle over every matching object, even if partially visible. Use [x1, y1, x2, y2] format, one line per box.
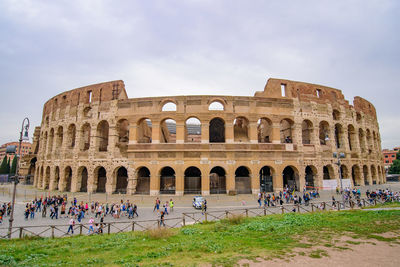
[27, 78, 385, 195]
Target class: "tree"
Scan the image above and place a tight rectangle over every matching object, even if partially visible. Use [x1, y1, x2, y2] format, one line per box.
[6, 157, 10, 174]
[388, 152, 400, 174]
[9, 156, 17, 176]
[0, 156, 7, 174]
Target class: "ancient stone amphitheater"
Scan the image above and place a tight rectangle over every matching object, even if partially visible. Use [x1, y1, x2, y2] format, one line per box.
[23, 78, 385, 195]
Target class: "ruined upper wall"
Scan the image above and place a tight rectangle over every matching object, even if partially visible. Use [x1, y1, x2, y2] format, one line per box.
[353, 96, 377, 119]
[42, 80, 127, 119]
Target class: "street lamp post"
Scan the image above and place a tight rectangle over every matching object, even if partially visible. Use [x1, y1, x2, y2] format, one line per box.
[8, 117, 30, 239]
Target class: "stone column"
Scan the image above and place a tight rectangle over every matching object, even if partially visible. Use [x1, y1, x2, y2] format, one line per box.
[249, 122, 258, 143]
[108, 125, 118, 153]
[127, 167, 136, 195]
[58, 167, 66, 192]
[200, 165, 210, 196]
[175, 121, 185, 144]
[226, 163, 236, 194]
[298, 167, 306, 192]
[250, 164, 260, 195]
[87, 167, 96, 193]
[150, 165, 160, 195]
[225, 123, 234, 143]
[175, 166, 184, 196]
[271, 122, 281, 144]
[273, 165, 283, 192]
[201, 122, 209, 143]
[48, 166, 56, 191]
[151, 122, 160, 144]
[105, 166, 115, 194]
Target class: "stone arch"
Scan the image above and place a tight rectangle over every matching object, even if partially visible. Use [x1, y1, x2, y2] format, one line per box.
[283, 166, 300, 191]
[137, 118, 152, 143]
[235, 166, 251, 194]
[373, 131, 378, 151]
[160, 118, 176, 143]
[209, 117, 225, 143]
[334, 123, 344, 149]
[67, 124, 76, 148]
[319, 121, 330, 145]
[257, 118, 272, 143]
[366, 129, 372, 153]
[371, 165, 377, 184]
[78, 166, 88, 192]
[340, 165, 349, 179]
[136, 167, 150, 194]
[80, 123, 91, 151]
[160, 166, 176, 194]
[94, 166, 107, 193]
[64, 166, 72, 192]
[56, 126, 63, 148]
[161, 101, 177, 111]
[184, 166, 202, 194]
[208, 100, 224, 111]
[96, 120, 109, 151]
[234, 116, 249, 142]
[44, 166, 50, 189]
[347, 124, 357, 151]
[332, 109, 340, 120]
[280, 118, 294, 143]
[363, 165, 370, 185]
[114, 166, 128, 194]
[210, 166, 226, 194]
[305, 165, 317, 189]
[54, 166, 60, 190]
[28, 157, 37, 184]
[356, 112, 362, 123]
[260, 166, 274, 192]
[351, 165, 362, 186]
[323, 164, 335, 180]
[48, 128, 54, 153]
[301, 119, 313, 144]
[185, 117, 201, 143]
[359, 128, 366, 153]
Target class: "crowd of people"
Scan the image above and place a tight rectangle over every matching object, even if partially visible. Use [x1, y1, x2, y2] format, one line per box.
[257, 186, 320, 207]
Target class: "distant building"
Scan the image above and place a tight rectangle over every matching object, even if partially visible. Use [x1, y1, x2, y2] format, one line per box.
[383, 146, 400, 171]
[0, 142, 32, 161]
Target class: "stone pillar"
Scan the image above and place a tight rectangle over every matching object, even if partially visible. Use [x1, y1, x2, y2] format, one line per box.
[200, 165, 210, 195]
[298, 167, 306, 192]
[273, 165, 283, 192]
[150, 165, 160, 195]
[59, 167, 66, 192]
[175, 166, 184, 196]
[70, 167, 80, 193]
[151, 122, 160, 144]
[225, 123, 234, 143]
[342, 127, 350, 152]
[201, 122, 209, 143]
[293, 122, 302, 145]
[127, 167, 136, 195]
[175, 121, 185, 144]
[48, 166, 56, 191]
[87, 167, 96, 193]
[249, 122, 258, 143]
[271, 122, 281, 144]
[105, 166, 115, 194]
[108, 126, 118, 152]
[250, 165, 260, 195]
[226, 164, 236, 194]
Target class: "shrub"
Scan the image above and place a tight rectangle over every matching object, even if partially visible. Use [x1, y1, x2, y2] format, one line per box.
[146, 228, 174, 239]
[226, 214, 245, 225]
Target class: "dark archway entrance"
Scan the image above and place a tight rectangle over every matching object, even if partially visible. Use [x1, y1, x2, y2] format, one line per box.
[160, 167, 176, 194]
[209, 118, 225, 143]
[210, 166, 226, 194]
[184, 167, 202, 194]
[54, 166, 60, 190]
[65, 167, 72, 192]
[96, 167, 107, 193]
[115, 167, 128, 194]
[136, 167, 150, 194]
[283, 166, 299, 191]
[305, 166, 315, 189]
[259, 166, 273, 192]
[235, 166, 251, 194]
[80, 167, 88, 192]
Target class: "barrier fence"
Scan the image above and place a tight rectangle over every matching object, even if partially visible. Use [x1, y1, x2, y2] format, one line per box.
[0, 198, 395, 240]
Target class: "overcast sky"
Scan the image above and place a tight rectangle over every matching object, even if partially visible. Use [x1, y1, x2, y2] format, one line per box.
[0, 0, 399, 149]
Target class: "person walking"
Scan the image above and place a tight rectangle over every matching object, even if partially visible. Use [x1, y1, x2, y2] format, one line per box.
[159, 211, 165, 227]
[169, 199, 174, 212]
[67, 217, 75, 234]
[88, 217, 95, 234]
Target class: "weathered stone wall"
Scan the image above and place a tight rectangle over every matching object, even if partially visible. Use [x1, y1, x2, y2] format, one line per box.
[29, 78, 385, 196]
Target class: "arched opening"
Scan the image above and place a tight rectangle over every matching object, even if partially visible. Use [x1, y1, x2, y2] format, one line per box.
[185, 117, 201, 143]
[27, 157, 37, 185]
[210, 166, 226, 194]
[136, 167, 150, 194]
[184, 167, 202, 194]
[363, 165, 369, 185]
[64, 166, 72, 192]
[234, 117, 249, 142]
[39, 166, 44, 188]
[43, 131, 48, 154]
[209, 118, 225, 143]
[319, 121, 330, 145]
[283, 166, 299, 191]
[366, 129, 372, 153]
[373, 131, 378, 152]
[48, 128, 54, 153]
[356, 112, 362, 123]
[332, 109, 340, 120]
[137, 118, 152, 143]
[96, 167, 107, 193]
[305, 166, 316, 189]
[80, 167, 88, 192]
[302, 120, 313, 144]
[340, 165, 349, 180]
[160, 119, 176, 143]
[359, 129, 366, 153]
[208, 101, 224, 111]
[280, 119, 294, 143]
[162, 102, 177, 111]
[351, 165, 361, 186]
[259, 166, 273, 192]
[44, 166, 50, 189]
[348, 125, 356, 151]
[371, 165, 377, 184]
[67, 124, 76, 148]
[56, 126, 63, 148]
[80, 123, 91, 151]
[117, 119, 129, 143]
[54, 166, 60, 190]
[160, 167, 176, 194]
[97, 120, 109, 151]
[323, 165, 335, 180]
[257, 118, 272, 143]
[334, 124, 343, 149]
[235, 166, 251, 194]
[115, 167, 128, 194]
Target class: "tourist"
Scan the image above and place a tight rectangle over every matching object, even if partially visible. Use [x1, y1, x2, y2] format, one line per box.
[88, 217, 95, 234]
[169, 199, 174, 212]
[67, 217, 75, 234]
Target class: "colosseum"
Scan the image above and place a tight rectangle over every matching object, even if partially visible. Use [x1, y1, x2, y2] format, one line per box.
[22, 78, 385, 196]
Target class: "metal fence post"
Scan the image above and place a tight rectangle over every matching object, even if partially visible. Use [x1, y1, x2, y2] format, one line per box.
[297, 204, 300, 213]
[132, 222, 135, 232]
[263, 206, 266, 216]
[182, 214, 186, 226]
[79, 224, 83, 235]
[51, 226, 55, 238]
[107, 223, 111, 234]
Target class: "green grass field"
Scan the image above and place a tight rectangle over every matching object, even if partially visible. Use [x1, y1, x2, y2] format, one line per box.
[1, 209, 400, 266]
